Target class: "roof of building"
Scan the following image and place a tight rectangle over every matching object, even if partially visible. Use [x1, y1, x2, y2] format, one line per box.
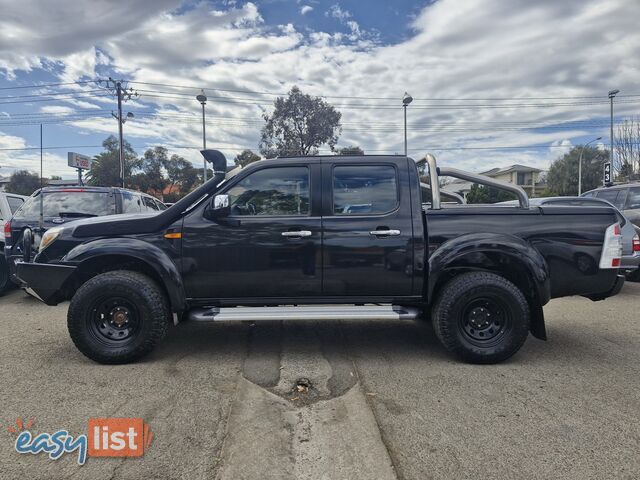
[481, 164, 542, 176]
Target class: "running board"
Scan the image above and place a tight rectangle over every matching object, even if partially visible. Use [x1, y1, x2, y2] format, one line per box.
[187, 305, 421, 322]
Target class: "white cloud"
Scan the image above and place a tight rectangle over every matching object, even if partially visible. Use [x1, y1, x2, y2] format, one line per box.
[300, 5, 313, 15]
[0, 0, 639, 173]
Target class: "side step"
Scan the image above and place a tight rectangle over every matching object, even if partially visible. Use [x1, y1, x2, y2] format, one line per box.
[187, 305, 421, 322]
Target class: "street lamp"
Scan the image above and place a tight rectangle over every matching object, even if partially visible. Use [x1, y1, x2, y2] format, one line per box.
[402, 92, 413, 157]
[608, 89, 619, 174]
[196, 90, 208, 182]
[578, 136, 602, 196]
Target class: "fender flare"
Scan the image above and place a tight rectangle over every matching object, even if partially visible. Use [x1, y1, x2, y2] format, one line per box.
[63, 237, 186, 312]
[428, 233, 551, 339]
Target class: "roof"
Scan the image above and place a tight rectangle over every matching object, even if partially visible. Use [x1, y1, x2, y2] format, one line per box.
[481, 164, 542, 176]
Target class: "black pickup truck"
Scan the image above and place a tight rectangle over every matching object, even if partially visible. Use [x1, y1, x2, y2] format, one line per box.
[13, 151, 624, 364]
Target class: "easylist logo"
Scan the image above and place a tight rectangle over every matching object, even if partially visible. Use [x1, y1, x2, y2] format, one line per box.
[10, 417, 153, 465]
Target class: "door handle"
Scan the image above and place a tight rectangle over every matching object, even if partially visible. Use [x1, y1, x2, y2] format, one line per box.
[369, 229, 401, 236]
[281, 230, 312, 238]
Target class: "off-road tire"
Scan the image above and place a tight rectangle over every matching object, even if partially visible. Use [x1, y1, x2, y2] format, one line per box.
[433, 272, 530, 364]
[68, 270, 170, 364]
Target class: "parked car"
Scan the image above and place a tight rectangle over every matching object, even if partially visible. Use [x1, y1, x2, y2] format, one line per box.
[4, 186, 167, 284]
[15, 151, 624, 365]
[582, 183, 640, 228]
[0, 192, 27, 292]
[500, 196, 640, 281]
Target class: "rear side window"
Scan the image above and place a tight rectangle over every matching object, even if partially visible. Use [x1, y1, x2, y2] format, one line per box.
[121, 192, 142, 213]
[626, 187, 640, 210]
[6, 196, 24, 214]
[595, 189, 627, 210]
[332, 165, 398, 215]
[13, 191, 113, 219]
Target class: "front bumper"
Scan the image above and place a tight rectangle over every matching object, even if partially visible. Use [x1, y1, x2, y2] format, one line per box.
[16, 261, 76, 305]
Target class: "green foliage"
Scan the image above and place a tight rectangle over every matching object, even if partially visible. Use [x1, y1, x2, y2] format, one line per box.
[234, 149, 261, 167]
[165, 154, 199, 195]
[546, 146, 608, 196]
[132, 146, 170, 193]
[86, 135, 140, 187]
[337, 146, 364, 155]
[466, 184, 517, 204]
[260, 86, 342, 158]
[5, 170, 43, 196]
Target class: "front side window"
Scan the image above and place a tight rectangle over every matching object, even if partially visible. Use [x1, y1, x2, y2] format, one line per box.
[626, 187, 640, 210]
[142, 196, 159, 211]
[333, 165, 398, 215]
[227, 166, 309, 216]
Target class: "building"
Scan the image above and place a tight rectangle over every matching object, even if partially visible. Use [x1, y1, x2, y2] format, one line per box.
[448, 164, 547, 198]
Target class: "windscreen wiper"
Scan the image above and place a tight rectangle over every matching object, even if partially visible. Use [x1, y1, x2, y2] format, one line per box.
[58, 212, 98, 218]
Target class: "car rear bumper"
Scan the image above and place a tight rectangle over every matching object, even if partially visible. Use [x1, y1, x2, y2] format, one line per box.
[16, 261, 76, 305]
[621, 253, 640, 271]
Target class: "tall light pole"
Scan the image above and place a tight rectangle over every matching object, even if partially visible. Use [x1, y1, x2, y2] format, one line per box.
[608, 89, 619, 174]
[196, 90, 208, 183]
[402, 92, 413, 157]
[578, 136, 602, 196]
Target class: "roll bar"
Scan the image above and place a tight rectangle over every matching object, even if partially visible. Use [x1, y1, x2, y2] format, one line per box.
[419, 154, 530, 209]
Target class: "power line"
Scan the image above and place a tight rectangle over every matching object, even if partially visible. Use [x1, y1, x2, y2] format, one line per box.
[0, 79, 100, 91]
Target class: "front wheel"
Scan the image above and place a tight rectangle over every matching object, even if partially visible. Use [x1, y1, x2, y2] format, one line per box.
[433, 272, 530, 364]
[68, 271, 170, 364]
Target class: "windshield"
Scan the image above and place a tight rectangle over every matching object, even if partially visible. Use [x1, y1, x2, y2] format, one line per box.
[13, 191, 114, 220]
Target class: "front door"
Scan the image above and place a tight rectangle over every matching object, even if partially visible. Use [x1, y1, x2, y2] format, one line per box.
[181, 162, 322, 300]
[321, 161, 415, 297]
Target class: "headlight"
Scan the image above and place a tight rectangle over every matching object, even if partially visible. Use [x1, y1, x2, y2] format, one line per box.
[39, 227, 64, 251]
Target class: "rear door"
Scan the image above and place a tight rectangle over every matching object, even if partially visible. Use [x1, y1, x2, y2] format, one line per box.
[624, 186, 640, 227]
[321, 159, 414, 297]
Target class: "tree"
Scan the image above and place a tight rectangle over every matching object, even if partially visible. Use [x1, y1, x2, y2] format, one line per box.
[132, 146, 169, 194]
[546, 146, 608, 196]
[259, 86, 342, 158]
[86, 135, 140, 187]
[165, 154, 199, 195]
[234, 149, 261, 167]
[337, 146, 364, 155]
[5, 170, 43, 196]
[615, 117, 640, 179]
[466, 184, 516, 204]
[50, 175, 62, 180]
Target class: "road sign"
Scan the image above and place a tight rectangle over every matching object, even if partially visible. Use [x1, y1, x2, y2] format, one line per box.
[603, 162, 612, 185]
[68, 152, 92, 170]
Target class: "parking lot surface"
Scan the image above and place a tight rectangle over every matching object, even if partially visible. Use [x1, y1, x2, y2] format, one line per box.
[1, 282, 639, 480]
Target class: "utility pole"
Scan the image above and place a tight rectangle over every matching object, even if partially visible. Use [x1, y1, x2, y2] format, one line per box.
[100, 78, 137, 188]
[196, 90, 208, 183]
[578, 136, 602, 196]
[116, 81, 124, 188]
[402, 92, 413, 157]
[608, 89, 619, 175]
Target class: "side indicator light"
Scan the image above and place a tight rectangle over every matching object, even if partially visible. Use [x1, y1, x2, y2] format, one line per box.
[164, 232, 182, 239]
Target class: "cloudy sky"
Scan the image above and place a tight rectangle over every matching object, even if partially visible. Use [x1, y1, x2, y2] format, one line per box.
[0, 0, 639, 178]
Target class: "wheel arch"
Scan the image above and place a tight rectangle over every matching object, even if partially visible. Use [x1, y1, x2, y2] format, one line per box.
[62, 238, 186, 313]
[427, 233, 550, 340]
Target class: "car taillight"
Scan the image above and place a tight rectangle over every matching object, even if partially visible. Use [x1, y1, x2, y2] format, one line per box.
[3, 221, 10, 239]
[599, 223, 623, 269]
[633, 234, 640, 253]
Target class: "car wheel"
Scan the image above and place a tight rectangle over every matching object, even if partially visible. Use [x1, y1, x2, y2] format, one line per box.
[626, 269, 640, 282]
[0, 255, 11, 294]
[433, 271, 530, 364]
[67, 270, 170, 364]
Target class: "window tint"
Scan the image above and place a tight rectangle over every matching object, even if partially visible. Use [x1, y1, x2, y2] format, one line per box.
[595, 189, 626, 209]
[142, 196, 159, 211]
[627, 187, 640, 210]
[14, 191, 112, 219]
[333, 165, 398, 215]
[7, 196, 24, 214]
[227, 166, 309, 216]
[121, 192, 142, 213]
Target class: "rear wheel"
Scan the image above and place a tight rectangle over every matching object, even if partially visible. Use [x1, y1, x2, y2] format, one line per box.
[433, 272, 530, 364]
[67, 271, 170, 364]
[0, 255, 11, 294]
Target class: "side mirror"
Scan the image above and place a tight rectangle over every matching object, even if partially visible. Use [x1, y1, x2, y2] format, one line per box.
[204, 194, 230, 220]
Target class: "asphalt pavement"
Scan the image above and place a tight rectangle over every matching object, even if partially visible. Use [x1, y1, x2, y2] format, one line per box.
[0, 282, 639, 479]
